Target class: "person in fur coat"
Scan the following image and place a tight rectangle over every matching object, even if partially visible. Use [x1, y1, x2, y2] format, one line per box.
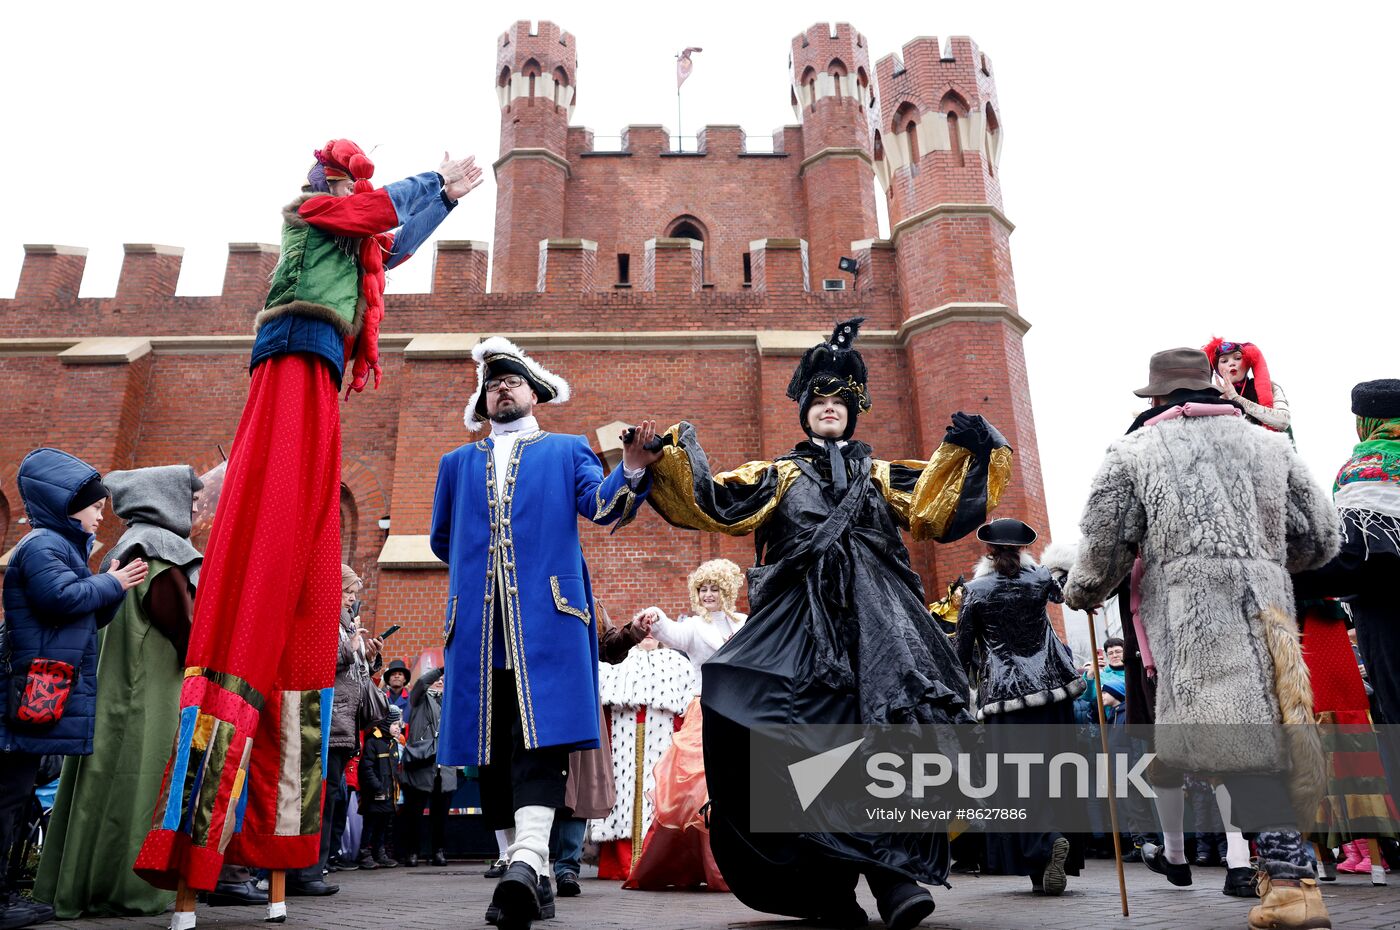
[1065, 347, 1340, 930]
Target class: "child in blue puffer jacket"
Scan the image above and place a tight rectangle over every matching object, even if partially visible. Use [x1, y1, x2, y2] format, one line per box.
[0, 448, 147, 929]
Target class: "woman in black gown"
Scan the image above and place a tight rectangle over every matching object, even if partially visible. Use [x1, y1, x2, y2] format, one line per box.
[954, 518, 1087, 895]
[641, 319, 1012, 930]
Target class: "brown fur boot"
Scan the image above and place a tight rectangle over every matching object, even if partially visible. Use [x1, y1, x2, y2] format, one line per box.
[1247, 870, 1331, 930]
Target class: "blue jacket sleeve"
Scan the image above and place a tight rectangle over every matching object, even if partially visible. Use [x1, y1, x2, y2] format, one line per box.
[573, 437, 649, 529]
[22, 542, 125, 621]
[383, 172, 456, 270]
[430, 452, 455, 563]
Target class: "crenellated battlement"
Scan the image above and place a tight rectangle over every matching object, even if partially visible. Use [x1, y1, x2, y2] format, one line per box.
[497, 20, 576, 77]
[875, 35, 995, 123]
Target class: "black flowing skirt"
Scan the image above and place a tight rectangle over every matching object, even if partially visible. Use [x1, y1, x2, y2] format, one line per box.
[701, 581, 959, 919]
[980, 699, 1087, 877]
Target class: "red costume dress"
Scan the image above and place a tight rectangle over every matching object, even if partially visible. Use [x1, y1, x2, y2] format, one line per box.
[136, 142, 457, 890]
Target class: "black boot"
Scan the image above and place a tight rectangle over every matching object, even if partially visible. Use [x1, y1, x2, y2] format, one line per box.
[356, 848, 379, 870]
[374, 847, 399, 868]
[431, 849, 448, 866]
[400, 852, 419, 867]
[866, 870, 934, 930]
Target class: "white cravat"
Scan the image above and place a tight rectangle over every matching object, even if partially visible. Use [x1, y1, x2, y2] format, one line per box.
[489, 414, 540, 479]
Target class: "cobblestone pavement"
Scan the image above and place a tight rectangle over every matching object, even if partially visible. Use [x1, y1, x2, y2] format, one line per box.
[54, 859, 1398, 930]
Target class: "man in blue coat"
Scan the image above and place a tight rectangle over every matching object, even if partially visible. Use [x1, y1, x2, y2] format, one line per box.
[431, 336, 659, 930]
[1, 448, 147, 928]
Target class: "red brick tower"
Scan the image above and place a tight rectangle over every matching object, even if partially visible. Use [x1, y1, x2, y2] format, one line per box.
[790, 23, 880, 287]
[875, 38, 1050, 597]
[492, 21, 576, 291]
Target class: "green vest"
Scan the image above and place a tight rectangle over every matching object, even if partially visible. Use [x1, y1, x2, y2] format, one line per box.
[260, 217, 360, 335]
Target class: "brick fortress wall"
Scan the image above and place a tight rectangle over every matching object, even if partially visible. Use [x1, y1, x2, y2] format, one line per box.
[0, 21, 1057, 651]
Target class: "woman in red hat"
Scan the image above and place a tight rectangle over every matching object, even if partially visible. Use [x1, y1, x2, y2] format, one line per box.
[1203, 338, 1291, 434]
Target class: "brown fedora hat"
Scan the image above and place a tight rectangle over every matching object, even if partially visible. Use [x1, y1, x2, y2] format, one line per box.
[1134, 347, 1216, 398]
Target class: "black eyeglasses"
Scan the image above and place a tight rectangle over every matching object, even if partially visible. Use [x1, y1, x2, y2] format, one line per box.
[485, 375, 526, 391]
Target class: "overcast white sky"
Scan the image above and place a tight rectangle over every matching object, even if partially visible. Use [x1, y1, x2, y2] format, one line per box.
[3, 1, 1397, 562]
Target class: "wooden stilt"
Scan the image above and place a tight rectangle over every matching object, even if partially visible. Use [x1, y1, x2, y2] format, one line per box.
[172, 880, 197, 930]
[266, 870, 287, 922]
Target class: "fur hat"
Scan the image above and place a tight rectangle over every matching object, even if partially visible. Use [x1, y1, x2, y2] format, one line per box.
[464, 337, 571, 432]
[787, 317, 872, 440]
[1352, 379, 1400, 419]
[1203, 337, 1275, 408]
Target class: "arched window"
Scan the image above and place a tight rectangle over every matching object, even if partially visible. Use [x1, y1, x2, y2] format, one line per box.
[799, 67, 817, 110]
[872, 130, 885, 162]
[553, 66, 570, 109]
[828, 58, 847, 99]
[893, 103, 920, 166]
[947, 112, 963, 167]
[522, 58, 541, 102]
[340, 484, 358, 568]
[984, 103, 1002, 176]
[856, 67, 872, 108]
[666, 215, 707, 243]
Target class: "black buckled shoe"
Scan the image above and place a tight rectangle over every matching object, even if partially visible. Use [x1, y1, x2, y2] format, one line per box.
[490, 862, 542, 930]
[484, 857, 508, 877]
[1224, 866, 1258, 897]
[285, 879, 339, 897]
[555, 871, 581, 897]
[1142, 843, 1193, 887]
[205, 879, 269, 906]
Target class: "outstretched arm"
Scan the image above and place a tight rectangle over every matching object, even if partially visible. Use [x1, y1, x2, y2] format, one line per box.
[877, 413, 1014, 543]
[643, 422, 796, 536]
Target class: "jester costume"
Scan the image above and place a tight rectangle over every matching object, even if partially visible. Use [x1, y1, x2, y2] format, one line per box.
[644, 319, 1011, 926]
[136, 141, 459, 891]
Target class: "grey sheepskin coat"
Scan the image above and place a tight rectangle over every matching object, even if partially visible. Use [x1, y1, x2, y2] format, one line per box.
[1064, 410, 1338, 781]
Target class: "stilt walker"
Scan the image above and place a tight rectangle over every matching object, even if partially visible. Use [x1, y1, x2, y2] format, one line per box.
[135, 140, 482, 925]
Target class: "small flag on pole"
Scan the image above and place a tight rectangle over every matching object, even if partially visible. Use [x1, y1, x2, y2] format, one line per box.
[677, 47, 703, 88]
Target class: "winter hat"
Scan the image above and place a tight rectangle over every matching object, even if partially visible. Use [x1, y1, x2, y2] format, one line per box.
[787, 317, 872, 441]
[1203, 337, 1275, 408]
[306, 139, 375, 192]
[464, 336, 571, 432]
[386, 704, 402, 725]
[69, 474, 110, 514]
[384, 659, 410, 684]
[342, 564, 362, 592]
[1352, 379, 1400, 419]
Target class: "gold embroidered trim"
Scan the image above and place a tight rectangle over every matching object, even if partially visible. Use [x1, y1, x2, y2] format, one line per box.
[630, 713, 647, 862]
[549, 576, 591, 625]
[645, 425, 798, 536]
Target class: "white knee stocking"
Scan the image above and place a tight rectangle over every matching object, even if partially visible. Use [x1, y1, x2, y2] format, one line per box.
[508, 805, 554, 876]
[1153, 784, 1187, 864]
[1214, 784, 1252, 869]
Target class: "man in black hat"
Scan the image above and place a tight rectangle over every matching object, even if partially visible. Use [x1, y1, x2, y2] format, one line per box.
[431, 337, 660, 930]
[383, 659, 411, 727]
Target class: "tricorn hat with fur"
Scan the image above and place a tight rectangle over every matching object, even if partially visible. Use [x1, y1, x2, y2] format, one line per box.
[464, 336, 571, 432]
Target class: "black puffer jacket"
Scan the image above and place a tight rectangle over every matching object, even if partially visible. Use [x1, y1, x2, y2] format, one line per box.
[403, 666, 457, 794]
[956, 557, 1085, 720]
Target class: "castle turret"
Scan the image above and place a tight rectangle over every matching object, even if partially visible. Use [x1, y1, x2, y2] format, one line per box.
[492, 20, 576, 292]
[790, 23, 879, 287]
[875, 37, 1050, 608]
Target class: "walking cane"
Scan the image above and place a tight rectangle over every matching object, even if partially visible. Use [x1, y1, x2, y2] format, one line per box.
[1086, 607, 1130, 917]
[266, 870, 287, 923]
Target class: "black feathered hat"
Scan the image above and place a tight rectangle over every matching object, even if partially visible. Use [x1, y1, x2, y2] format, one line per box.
[787, 317, 872, 440]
